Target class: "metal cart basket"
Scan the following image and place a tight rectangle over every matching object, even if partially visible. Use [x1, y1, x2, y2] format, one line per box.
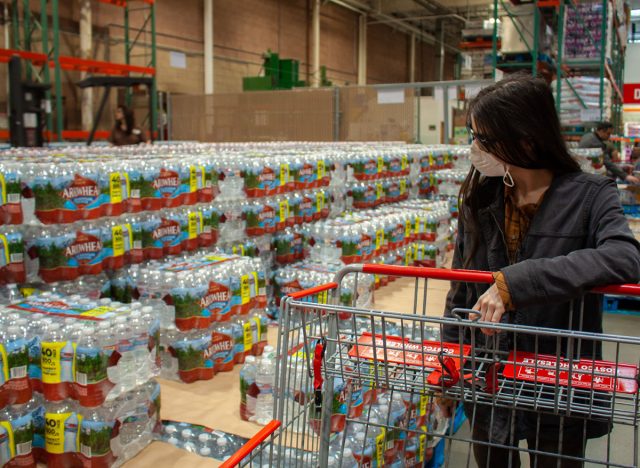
[224, 264, 640, 468]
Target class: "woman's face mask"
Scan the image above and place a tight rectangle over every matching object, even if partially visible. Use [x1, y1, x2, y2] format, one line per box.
[470, 141, 505, 177]
[469, 141, 514, 187]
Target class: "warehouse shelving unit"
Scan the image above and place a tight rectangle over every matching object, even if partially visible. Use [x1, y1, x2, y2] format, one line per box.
[0, 0, 157, 142]
[489, 0, 626, 135]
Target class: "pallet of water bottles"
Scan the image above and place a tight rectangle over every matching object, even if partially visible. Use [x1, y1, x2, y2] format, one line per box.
[0, 294, 160, 408]
[0, 380, 162, 468]
[0, 292, 163, 468]
[0, 142, 467, 227]
[127, 251, 271, 384]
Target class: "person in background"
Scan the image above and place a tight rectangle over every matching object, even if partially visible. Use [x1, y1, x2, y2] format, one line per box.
[443, 74, 640, 468]
[108, 105, 149, 146]
[579, 121, 639, 184]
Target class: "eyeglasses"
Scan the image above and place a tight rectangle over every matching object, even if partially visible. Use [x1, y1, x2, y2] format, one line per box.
[467, 125, 496, 148]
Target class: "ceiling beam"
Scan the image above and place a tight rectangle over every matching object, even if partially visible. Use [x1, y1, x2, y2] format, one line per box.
[329, 0, 461, 53]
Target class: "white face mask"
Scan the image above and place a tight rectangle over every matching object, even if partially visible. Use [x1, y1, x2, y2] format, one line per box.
[469, 141, 514, 186]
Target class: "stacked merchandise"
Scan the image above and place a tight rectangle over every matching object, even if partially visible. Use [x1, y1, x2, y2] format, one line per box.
[0, 143, 469, 379]
[556, 1, 614, 125]
[0, 294, 161, 468]
[460, 49, 493, 81]
[551, 77, 612, 125]
[129, 253, 269, 384]
[563, 1, 609, 61]
[0, 144, 466, 287]
[268, 200, 454, 317]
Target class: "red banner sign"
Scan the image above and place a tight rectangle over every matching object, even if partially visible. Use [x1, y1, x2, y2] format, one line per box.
[502, 351, 638, 394]
[348, 333, 471, 369]
[623, 83, 640, 104]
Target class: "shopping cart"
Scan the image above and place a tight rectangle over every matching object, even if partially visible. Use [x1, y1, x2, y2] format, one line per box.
[225, 264, 640, 468]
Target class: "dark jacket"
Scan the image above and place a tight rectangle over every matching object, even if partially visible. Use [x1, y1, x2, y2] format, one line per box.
[443, 171, 640, 442]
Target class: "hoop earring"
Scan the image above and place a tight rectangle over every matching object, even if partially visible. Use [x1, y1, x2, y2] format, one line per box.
[503, 168, 514, 187]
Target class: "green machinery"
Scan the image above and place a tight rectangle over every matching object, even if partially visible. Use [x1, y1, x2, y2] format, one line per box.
[489, 0, 626, 136]
[243, 50, 331, 91]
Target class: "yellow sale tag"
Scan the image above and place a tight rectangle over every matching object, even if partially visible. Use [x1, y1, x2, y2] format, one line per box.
[415, 217, 422, 234]
[418, 433, 427, 462]
[401, 154, 408, 170]
[376, 428, 386, 465]
[377, 157, 385, 173]
[243, 322, 253, 352]
[400, 179, 407, 194]
[0, 344, 8, 384]
[280, 164, 289, 186]
[405, 219, 411, 238]
[316, 191, 325, 212]
[419, 395, 429, 415]
[82, 306, 115, 318]
[111, 225, 125, 257]
[405, 248, 414, 265]
[188, 212, 199, 239]
[317, 160, 325, 180]
[375, 229, 384, 250]
[429, 153, 434, 167]
[376, 183, 384, 200]
[41, 341, 75, 384]
[279, 200, 289, 222]
[0, 173, 6, 205]
[240, 275, 250, 305]
[109, 172, 122, 203]
[45, 412, 72, 454]
[317, 290, 329, 304]
[189, 166, 198, 193]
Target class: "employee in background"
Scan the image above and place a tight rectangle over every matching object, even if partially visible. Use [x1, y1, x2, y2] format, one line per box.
[579, 121, 639, 184]
[108, 105, 149, 146]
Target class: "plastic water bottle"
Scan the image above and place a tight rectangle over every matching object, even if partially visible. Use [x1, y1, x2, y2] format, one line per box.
[115, 316, 136, 393]
[240, 356, 258, 421]
[97, 320, 118, 385]
[254, 354, 275, 425]
[130, 310, 150, 385]
[198, 433, 213, 457]
[211, 436, 230, 460]
[327, 447, 358, 468]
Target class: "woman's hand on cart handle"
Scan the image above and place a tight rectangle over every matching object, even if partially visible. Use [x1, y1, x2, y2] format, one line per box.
[451, 308, 482, 321]
[473, 284, 506, 336]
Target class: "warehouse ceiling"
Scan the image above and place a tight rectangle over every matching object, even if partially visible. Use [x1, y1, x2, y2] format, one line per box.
[329, 0, 497, 52]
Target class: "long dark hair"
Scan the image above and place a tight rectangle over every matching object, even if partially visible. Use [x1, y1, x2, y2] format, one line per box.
[459, 73, 581, 266]
[116, 105, 135, 136]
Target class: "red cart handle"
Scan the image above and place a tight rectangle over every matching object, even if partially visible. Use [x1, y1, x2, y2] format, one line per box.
[360, 264, 495, 283]
[358, 264, 640, 297]
[219, 420, 282, 468]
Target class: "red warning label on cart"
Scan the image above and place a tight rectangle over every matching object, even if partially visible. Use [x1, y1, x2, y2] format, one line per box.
[502, 351, 639, 394]
[348, 333, 471, 369]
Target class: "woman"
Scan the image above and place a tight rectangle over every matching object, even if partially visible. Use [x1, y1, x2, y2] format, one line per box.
[108, 105, 148, 146]
[443, 74, 640, 467]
